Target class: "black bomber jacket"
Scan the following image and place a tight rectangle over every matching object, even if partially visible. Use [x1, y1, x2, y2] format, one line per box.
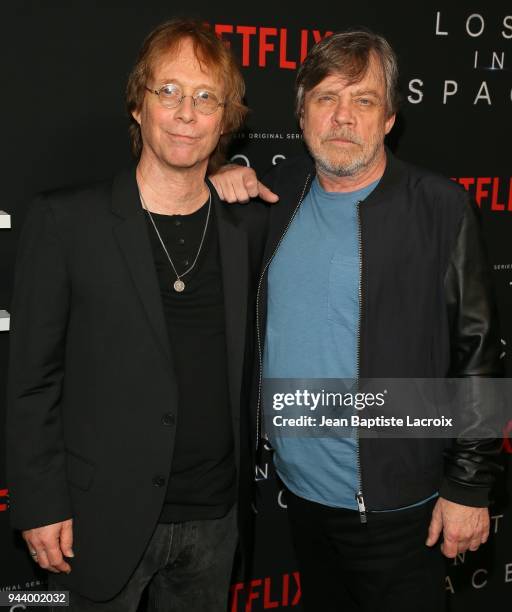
[254, 150, 503, 517]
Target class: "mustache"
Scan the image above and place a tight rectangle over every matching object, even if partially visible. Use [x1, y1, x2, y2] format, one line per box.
[323, 130, 363, 145]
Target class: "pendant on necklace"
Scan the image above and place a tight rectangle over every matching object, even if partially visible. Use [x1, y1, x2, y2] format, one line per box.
[174, 279, 185, 293]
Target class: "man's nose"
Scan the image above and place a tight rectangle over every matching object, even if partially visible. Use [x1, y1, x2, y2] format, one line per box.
[332, 97, 355, 125]
[174, 95, 197, 122]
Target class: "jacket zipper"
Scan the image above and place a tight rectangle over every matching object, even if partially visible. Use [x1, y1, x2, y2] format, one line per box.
[255, 174, 312, 451]
[355, 200, 367, 524]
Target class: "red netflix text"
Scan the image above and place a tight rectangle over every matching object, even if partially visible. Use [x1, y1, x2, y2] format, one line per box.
[213, 25, 333, 68]
[0, 488, 8, 512]
[230, 572, 301, 610]
[452, 177, 512, 212]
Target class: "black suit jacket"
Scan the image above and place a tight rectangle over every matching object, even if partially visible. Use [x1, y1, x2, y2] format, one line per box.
[6, 167, 267, 600]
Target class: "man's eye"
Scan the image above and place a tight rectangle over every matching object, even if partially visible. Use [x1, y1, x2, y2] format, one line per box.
[356, 98, 375, 106]
[196, 90, 212, 100]
[161, 85, 181, 97]
[316, 95, 337, 104]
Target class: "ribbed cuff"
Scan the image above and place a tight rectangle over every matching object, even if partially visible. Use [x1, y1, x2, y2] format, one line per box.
[439, 478, 490, 507]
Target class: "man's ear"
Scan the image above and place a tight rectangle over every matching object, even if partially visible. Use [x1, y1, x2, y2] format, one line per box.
[132, 107, 141, 126]
[299, 108, 304, 131]
[384, 113, 396, 135]
[219, 103, 228, 136]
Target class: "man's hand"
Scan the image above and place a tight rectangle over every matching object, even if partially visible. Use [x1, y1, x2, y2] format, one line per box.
[22, 519, 74, 573]
[209, 164, 279, 204]
[425, 497, 489, 558]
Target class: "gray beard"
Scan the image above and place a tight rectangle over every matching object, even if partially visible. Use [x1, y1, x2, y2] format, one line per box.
[315, 154, 367, 178]
[309, 138, 384, 179]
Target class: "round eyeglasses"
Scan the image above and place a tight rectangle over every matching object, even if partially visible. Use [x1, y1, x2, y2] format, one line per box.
[146, 84, 225, 115]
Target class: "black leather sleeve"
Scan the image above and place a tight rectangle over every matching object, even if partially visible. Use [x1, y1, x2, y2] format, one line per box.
[441, 197, 504, 507]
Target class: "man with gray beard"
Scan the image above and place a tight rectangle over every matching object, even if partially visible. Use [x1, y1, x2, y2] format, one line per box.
[211, 29, 502, 612]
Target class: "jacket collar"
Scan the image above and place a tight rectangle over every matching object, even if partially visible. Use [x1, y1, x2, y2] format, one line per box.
[263, 146, 404, 272]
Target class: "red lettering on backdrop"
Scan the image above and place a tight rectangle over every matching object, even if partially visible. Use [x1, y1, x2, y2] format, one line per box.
[245, 579, 262, 611]
[237, 26, 257, 66]
[502, 420, 512, 454]
[212, 24, 334, 68]
[475, 177, 492, 206]
[0, 488, 8, 512]
[280, 29, 297, 69]
[282, 572, 289, 606]
[215, 24, 234, 45]
[300, 29, 309, 63]
[259, 28, 278, 67]
[453, 177, 512, 212]
[491, 177, 505, 211]
[229, 573, 302, 609]
[263, 577, 279, 608]
[291, 572, 302, 605]
[230, 583, 244, 612]
[457, 177, 475, 192]
[313, 29, 334, 43]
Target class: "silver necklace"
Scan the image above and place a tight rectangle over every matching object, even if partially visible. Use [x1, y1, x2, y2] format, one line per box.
[139, 187, 211, 293]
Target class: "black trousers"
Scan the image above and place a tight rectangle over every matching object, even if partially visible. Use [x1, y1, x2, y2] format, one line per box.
[48, 505, 237, 612]
[286, 490, 447, 612]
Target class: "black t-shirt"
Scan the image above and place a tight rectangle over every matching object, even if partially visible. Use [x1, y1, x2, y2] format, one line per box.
[144, 200, 236, 522]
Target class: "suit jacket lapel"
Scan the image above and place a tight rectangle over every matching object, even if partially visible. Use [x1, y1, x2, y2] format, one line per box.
[111, 167, 173, 365]
[213, 191, 249, 420]
[110, 169, 249, 415]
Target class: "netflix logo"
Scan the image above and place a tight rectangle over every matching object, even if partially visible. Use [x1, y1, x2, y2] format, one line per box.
[452, 177, 512, 212]
[212, 24, 332, 69]
[230, 572, 301, 610]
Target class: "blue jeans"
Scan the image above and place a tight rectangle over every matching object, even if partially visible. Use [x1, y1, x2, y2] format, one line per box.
[49, 505, 237, 612]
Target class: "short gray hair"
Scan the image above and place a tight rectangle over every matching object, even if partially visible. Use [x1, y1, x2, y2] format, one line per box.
[295, 29, 400, 117]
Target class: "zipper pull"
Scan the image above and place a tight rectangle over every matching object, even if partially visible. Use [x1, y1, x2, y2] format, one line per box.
[356, 492, 367, 524]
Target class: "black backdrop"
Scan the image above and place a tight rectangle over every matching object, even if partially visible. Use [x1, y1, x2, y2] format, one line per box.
[1, 2, 511, 610]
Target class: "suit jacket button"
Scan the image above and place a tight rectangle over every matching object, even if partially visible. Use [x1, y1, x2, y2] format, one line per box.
[153, 476, 166, 487]
[162, 413, 176, 426]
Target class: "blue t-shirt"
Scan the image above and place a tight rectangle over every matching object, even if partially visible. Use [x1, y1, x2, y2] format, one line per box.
[264, 177, 378, 509]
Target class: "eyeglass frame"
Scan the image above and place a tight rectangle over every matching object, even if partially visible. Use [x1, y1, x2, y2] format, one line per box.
[145, 84, 226, 115]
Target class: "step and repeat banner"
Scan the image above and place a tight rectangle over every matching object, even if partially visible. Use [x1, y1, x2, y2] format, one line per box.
[0, 2, 511, 610]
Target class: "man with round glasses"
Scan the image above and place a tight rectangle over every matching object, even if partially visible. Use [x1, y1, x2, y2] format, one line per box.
[7, 18, 267, 611]
[146, 82, 225, 115]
